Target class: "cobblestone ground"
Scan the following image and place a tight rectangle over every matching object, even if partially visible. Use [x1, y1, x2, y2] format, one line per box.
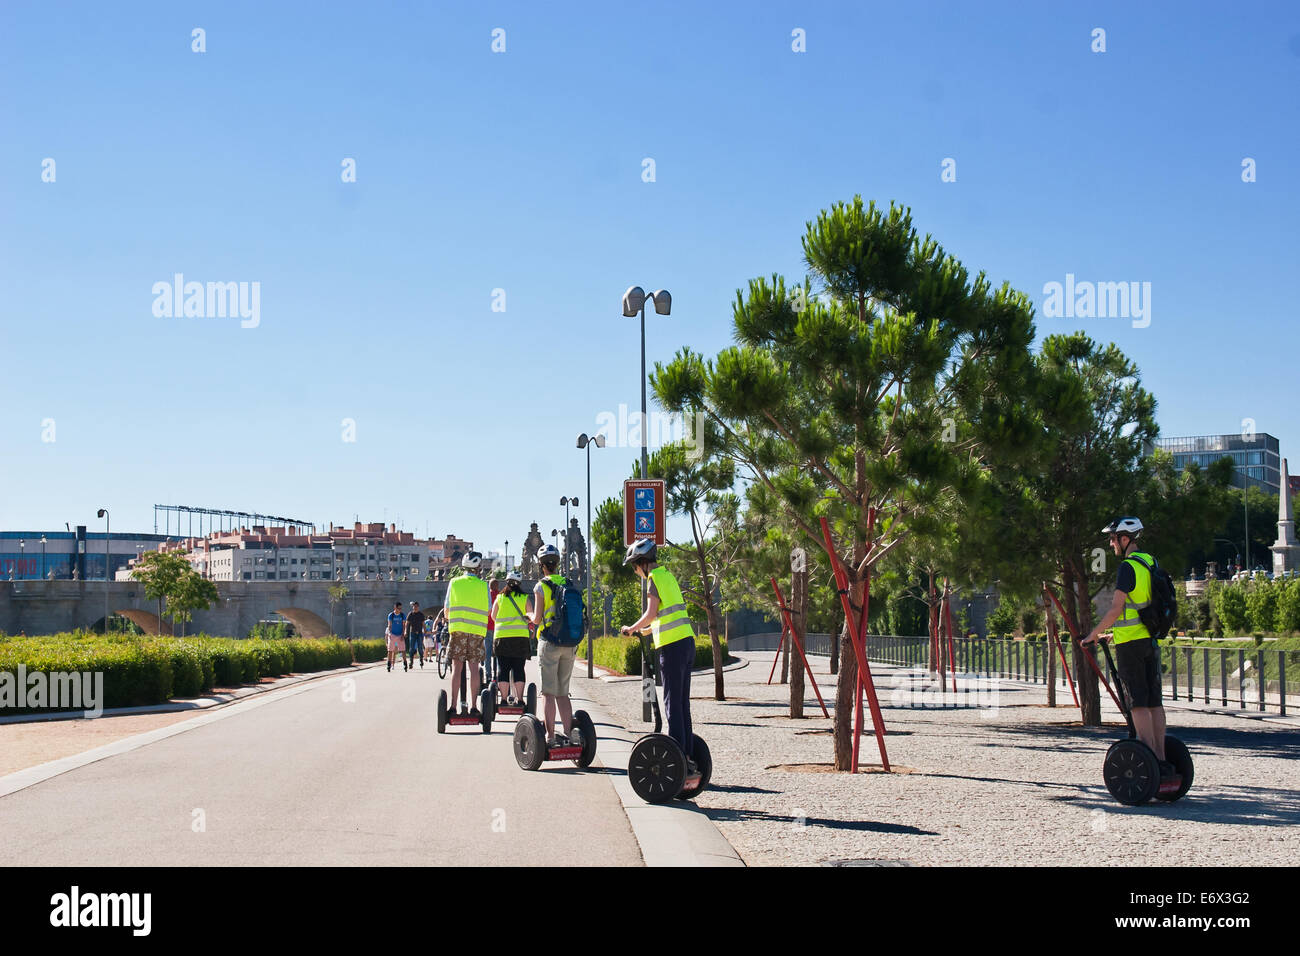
[574, 653, 1300, 867]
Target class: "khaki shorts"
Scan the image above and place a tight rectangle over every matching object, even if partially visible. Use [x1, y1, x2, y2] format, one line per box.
[386, 634, 404, 654]
[538, 640, 577, 697]
[449, 631, 486, 665]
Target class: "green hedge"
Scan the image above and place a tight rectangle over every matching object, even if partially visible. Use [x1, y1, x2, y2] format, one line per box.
[574, 634, 729, 676]
[0, 632, 381, 715]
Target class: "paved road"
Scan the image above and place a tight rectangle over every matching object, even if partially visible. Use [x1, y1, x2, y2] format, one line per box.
[0, 660, 643, 866]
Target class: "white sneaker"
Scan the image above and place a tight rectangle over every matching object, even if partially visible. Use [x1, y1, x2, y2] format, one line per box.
[569, 726, 583, 749]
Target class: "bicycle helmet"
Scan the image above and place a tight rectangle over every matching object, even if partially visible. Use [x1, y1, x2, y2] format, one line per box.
[1100, 517, 1143, 537]
[505, 570, 522, 585]
[538, 544, 560, 570]
[624, 538, 657, 565]
[461, 551, 483, 570]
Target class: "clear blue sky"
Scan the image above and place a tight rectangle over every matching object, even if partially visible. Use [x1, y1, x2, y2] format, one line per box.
[2, 1, 1297, 554]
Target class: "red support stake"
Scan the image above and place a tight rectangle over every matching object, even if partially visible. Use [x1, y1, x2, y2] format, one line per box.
[943, 584, 958, 694]
[767, 606, 789, 685]
[770, 577, 830, 718]
[1044, 585, 1114, 713]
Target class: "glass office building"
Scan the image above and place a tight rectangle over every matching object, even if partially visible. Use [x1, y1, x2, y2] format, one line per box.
[1153, 433, 1281, 496]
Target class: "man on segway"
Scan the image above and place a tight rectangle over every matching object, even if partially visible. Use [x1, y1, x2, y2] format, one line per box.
[444, 552, 490, 718]
[1082, 517, 1172, 780]
[527, 544, 582, 750]
[491, 571, 532, 707]
[620, 539, 697, 775]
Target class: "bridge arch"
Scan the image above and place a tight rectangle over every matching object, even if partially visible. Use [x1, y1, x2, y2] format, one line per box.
[273, 607, 331, 640]
[113, 609, 165, 635]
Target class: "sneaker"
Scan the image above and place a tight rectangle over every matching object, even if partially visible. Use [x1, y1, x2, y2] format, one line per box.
[686, 759, 700, 776]
[569, 726, 583, 749]
[387, 662, 392, 672]
[1159, 760, 1177, 779]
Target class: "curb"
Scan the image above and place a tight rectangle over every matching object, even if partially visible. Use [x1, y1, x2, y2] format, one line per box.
[573, 682, 745, 868]
[0, 661, 384, 726]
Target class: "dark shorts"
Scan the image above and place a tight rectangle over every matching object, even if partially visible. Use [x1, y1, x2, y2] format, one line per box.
[496, 656, 526, 683]
[1115, 638, 1162, 709]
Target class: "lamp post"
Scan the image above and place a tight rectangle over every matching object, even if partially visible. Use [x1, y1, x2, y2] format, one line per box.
[560, 496, 579, 572]
[19, 539, 25, 580]
[551, 528, 559, 551]
[577, 433, 606, 677]
[1243, 490, 1251, 576]
[504, 540, 509, 573]
[42, 536, 48, 580]
[96, 508, 109, 632]
[622, 285, 671, 619]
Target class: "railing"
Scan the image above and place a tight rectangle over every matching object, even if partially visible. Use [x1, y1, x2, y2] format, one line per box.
[727, 632, 1297, 716]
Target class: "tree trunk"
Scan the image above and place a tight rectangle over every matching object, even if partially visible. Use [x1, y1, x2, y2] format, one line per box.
[780, 610, 791, 684]
[790, 565, 807, 718]
[706, 600, 724, 701]
[832, 575, 865, 771]
[1045, 605, 1056, 708]
[1062, 564, 1100, 725]
[929, 573, 939, 675]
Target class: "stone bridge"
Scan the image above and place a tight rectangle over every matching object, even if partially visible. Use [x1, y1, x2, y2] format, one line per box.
[0, 580, 456, 639]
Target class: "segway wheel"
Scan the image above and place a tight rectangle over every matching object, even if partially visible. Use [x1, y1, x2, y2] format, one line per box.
[574, 710, 597, 768]
[437, 690, 448, 735]
[1155, 735, 1194, 802]
[513, 715, 546, 771]
[525, 683, 537, 716]
[676, 734, 712, 800]
[628, 734, 687, 804]
[1104, 739, 1160, 806]
[437, 645, 449, 679]
[479, 688, 494, 733]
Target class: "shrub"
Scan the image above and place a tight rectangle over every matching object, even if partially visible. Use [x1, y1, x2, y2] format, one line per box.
[986, 598, 1018, 638]
[1214, 585, 1248, 634]
[573, 634, 728, 676]
[1245, 581, 1280, 635]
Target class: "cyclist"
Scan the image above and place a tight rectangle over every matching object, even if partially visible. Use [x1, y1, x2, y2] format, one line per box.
[528, 544, 580, 749]
[1082, 516, 1171, 778]
[385, 601, 405, 673]
[620, 538, 696, 773]
[491, 571, 532, 706]
[444, 552, 490, 716]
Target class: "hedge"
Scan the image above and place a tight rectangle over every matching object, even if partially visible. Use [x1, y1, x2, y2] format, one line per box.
[0, 632, 385, 715]
[574, 634, 729, 676]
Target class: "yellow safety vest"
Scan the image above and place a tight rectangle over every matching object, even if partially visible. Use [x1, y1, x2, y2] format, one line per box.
[491, 591, 531, 641]
[1113, 551, 1154, 645]
[446, 574, 490, 638]
[537, 574, 567, 631]
[648, 566, 694, 649]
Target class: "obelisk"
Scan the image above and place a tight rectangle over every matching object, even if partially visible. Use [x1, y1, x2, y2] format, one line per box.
[1271, 458, 1299, 576]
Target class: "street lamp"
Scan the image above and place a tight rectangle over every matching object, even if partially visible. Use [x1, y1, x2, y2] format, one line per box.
[504, 539, 509, 573]
[42, 535, 48, 580]
[19, 540, 24, 580]
[551, 528, 559, 551]
[96, 508, 109, 632]
[623, 284, 670, 626]
[560, 496, 579, 570]
[577, 433, 606, 677]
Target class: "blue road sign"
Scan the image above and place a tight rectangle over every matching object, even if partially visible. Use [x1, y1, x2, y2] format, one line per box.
[634, 488, 656, 511]
[634, 511, 656, 535]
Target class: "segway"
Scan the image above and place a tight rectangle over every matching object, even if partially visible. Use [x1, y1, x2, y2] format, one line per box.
[626, 630, 711, 803]
[488, 651, 537, 720]
[513, 709, 597, 770]
[1092, 639, 1194, 806]
[436, 661, 493, 734]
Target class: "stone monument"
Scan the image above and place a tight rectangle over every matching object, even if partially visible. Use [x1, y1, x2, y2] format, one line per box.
[519, 522, 544, 579]
[563, 517, 587, 584]
[1271, 457, 1299, 576]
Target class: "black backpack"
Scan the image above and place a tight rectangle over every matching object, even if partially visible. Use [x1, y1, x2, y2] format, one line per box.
[1127, 554, 1177, 640]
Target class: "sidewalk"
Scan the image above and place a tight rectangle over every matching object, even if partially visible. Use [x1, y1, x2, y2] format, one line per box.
[578, 651, 1300, 866]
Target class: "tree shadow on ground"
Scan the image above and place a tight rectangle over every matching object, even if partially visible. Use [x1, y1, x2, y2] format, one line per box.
[703, 783, 781, 795]
[975, 721, 1300, 762]
[702, 807, 936, 835]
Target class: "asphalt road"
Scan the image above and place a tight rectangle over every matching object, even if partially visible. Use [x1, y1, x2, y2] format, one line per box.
[0, 659, 643, 866]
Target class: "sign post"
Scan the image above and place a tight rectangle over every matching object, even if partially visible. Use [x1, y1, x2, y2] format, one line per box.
[624, 479, 665, 722]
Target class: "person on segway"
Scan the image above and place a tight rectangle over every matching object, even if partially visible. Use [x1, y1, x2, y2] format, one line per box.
[619, 538, 697, 775]
[1081, 517, 1173, 780]
[527, 544, 582, 750]
[444, 552, 490, 718]
[491, 571, 532, 706]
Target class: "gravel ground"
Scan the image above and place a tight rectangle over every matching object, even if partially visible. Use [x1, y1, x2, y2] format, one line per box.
[574, 652, 1300, 867]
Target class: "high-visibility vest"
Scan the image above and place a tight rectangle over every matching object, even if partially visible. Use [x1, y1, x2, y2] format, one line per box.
[648, 566, 695, 649]
[446, 574, 490, 638]
[1113, 551, 1155, 645]
[537, 573, 567, 631]
[491, 591, 531, 640]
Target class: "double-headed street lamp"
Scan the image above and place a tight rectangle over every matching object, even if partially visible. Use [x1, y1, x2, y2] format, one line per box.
[577, 433, 606, 677]
[96, 508, 110, 632]
[560, 496, 579, 569]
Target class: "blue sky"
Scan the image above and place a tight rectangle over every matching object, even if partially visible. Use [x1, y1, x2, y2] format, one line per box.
[2, 1, 1297, 555]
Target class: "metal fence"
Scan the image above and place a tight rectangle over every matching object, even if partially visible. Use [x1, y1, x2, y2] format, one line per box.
[729, 632, 1297, 717]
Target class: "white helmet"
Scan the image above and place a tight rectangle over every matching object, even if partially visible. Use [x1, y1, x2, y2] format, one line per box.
[624, 538, 657, 565]
[537, 544, 560, 569]
[505, 570, 522, 585]
[1101, 517, 1143, 537]
[461, 551, 483, 570]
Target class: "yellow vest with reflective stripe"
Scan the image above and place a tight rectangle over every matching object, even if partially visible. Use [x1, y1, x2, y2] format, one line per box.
[491, 591, 531, 640]
[648, 566, 694, 649]
[446, 574, 490, 638]
[1113, 551, 1154, 645]
[537, 574, 566, 631]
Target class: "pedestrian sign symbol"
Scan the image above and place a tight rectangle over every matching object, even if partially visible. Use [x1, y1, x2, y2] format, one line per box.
[634, 488, 656, 511]
[635, 511, 656, 535]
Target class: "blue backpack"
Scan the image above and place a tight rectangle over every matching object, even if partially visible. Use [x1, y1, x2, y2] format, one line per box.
[542, 577, 586, 647]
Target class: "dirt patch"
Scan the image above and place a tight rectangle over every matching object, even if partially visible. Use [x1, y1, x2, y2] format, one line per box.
[692, 696, 750, 702]
[764, 762, 921, 774]
[0, 710, 203, 777]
